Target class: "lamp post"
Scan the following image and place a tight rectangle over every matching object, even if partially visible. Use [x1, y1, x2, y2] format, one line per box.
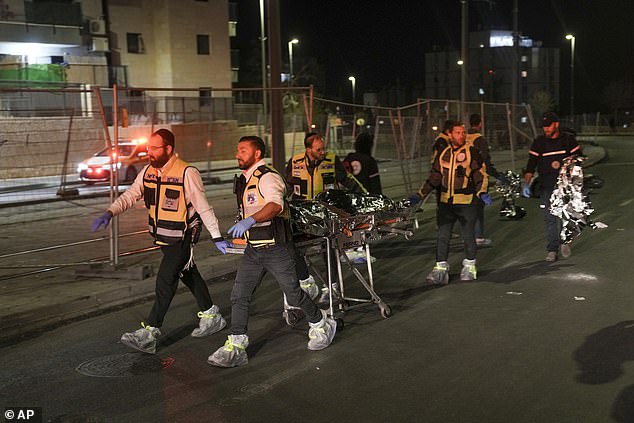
[287, 38, 298, 84]
[565, 34, 575, 123]
[348, 75, 357, 139]
[348, 75, 356, 104]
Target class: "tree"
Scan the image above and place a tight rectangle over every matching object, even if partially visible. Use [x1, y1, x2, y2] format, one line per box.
[529, 90, 555, 122]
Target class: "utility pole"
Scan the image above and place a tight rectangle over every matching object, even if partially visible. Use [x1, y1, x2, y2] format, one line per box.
[460, 0, 468, 120]
[259, 0, 267, 130]
[511, 0, 519, 109]
[268, 0, 284, 171]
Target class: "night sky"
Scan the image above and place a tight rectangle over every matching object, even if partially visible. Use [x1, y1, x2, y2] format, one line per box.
[237, 1, 634, 113]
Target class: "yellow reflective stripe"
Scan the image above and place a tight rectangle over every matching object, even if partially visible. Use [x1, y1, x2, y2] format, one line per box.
[223, 338, 246, 351]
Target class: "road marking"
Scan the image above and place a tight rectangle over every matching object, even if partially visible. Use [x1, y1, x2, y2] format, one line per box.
[619, 199, 633, 207]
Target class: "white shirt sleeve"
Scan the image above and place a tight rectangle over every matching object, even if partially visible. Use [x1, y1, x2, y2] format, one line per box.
[184, 167, 222, 239]
[107, 166, 146, 216]
[258, 171, 286, 211]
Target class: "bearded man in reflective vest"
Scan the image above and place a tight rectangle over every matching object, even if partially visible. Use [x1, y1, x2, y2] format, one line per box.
[413, 121, 491, 285]
[207, 136, 336, 368]
[91, 129, 231, 354]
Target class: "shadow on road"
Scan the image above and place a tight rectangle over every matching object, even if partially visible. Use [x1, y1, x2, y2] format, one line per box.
[574, 320, 634, 423]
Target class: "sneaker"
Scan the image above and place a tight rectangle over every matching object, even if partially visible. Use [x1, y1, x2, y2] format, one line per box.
[207, 334, 249, 368]
[307, 310, 337, 351]
[476, 238, 492, 247]
[191, 304, 227, 337]
[120, 323, 161, 354]
[460, 258, 477, 280]
[299, 275, 320, 301]
[426, 261, 449, 285]
[560, 243, 572, 258]
[545, 251, 558, 262]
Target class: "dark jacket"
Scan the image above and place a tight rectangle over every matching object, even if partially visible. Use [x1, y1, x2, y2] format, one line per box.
[343, 152, 382, 194]
[525, 132, 581, 187]
[419, 144, 488, 205]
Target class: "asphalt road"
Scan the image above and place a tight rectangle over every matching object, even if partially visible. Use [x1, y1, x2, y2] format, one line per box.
[1, 138, 633, 423]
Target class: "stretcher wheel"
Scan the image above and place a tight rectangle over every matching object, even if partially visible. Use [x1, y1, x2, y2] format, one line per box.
[379, 303, 392, 319]
[284, 310, 302, 327]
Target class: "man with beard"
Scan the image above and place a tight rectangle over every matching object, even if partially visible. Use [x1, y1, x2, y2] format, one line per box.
[413, 121, 490, 284]
[207, 136, 336, 367]
[91, 129, 230, 354]
[522, 112, 582, 262]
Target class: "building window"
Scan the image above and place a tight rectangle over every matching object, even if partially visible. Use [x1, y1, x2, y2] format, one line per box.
[231, 69, 239, 84]
[521, 55, 528, 62]
[228, 21, 237, 37]
[127, 33, 145, 54]
[199, 88, 211, 106]
[521, 70, 528, 78]
[197, 34, 210, 55]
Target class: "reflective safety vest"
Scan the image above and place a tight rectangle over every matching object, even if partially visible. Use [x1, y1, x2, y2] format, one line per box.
[431, 133, 451, 164]
[237, 165, 290, 248]
[436, 144, 487, 205]
[143, 158, 198, 246]
[465, 132, 482, 147]
[289, 152, 337, 199]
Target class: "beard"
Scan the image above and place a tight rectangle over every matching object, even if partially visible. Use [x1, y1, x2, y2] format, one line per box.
[150, 153, 169, 168]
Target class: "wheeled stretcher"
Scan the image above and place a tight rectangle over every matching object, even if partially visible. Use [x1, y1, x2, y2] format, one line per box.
[283, 194, 418, 326]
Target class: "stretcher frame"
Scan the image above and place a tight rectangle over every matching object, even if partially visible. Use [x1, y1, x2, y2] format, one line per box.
[283, 211, 416, 325]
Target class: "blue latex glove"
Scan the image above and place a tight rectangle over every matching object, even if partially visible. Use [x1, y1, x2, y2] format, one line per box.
[521, 182, 531, 198]
[480, 193, 493, 206]
[228, 216, 256, 238]
[407, 194, 422, 206]
[91, 211, 112, 232]
[214, 240, 231, 254]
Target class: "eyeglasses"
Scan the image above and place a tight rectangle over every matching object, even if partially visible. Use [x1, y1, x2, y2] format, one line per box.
[147, 145, 166, 152]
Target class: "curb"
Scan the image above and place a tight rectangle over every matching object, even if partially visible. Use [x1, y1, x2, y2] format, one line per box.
[0, 254, 241, 346]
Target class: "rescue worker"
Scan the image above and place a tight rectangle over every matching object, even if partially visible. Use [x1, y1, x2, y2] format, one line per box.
[91, 129, 230, 354]
[431, 119, 455, 166]
[207, 136, 336, 368]
[522, 112, 582, 262]
[285, 132, 367, 199]
[413, 121, 491, 284]
[466, 113, 506, 247]
[343, 132, 382, 194]
[284, 132, 367, 303]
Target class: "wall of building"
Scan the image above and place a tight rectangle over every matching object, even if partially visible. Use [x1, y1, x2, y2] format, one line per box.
[107, 0, 231, 93]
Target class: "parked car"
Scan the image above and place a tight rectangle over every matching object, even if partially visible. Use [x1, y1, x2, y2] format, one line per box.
[77, 139, 149, 184]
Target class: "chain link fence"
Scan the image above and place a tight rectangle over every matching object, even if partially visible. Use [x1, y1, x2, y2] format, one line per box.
[0, 85, 537, 274]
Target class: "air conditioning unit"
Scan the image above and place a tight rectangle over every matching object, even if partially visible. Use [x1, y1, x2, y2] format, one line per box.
[90, 37, 110, 52]
[89, 19, 106, 35]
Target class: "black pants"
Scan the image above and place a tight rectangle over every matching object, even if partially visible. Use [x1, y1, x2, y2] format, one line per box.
[294, 240, 338, 284]
[436, 203, 477, 262]
[146, 231, 213, 327]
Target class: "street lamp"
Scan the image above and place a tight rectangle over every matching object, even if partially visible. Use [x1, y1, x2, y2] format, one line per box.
[287, 38, 298, 83]
[348, 75, 356, 104]
[565, 34, 575, 122]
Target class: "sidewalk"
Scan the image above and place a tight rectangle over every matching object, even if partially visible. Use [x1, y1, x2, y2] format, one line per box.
[0, 143, 606, 346]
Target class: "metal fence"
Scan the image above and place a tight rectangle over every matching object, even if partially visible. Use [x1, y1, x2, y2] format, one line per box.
[0, 85, 538, 279]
